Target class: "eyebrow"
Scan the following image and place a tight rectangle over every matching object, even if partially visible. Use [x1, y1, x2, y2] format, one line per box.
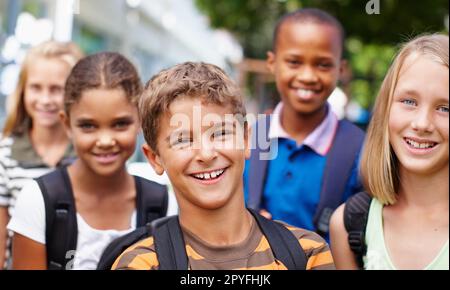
[75, 115, 135, 124]
[164, 121, 237, 143]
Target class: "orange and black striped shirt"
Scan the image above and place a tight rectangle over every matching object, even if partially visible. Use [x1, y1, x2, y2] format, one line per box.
[112, 217, 334, 270]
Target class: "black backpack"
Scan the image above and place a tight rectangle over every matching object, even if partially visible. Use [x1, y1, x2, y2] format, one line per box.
[97, 208, 308, 270]
[247, 115, 365, 237]
[343, 191, 372, 269]
[35, 166, 168, 270]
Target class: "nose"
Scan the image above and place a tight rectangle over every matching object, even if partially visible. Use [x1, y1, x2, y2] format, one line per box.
[39, 94, 52, 105]
[411, 108, 435, 133]
[195, 137, 218, 163]
[296, 65, 319, 83]
[96, 133, 117, 148]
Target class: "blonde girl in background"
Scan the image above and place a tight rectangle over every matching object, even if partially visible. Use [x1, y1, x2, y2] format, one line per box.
[0, 41, 83, 268]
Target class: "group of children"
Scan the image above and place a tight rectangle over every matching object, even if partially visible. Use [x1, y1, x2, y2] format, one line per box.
[0, 8, 448, 270]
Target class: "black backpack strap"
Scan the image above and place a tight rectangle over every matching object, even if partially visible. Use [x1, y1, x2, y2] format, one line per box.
[134, 176, 168, 227]
[152, 216, 188, 270]
[36, 166, 77, 270]
[96, 223, 153, 270]
[313, 119, 365, 236]
[248, 208, 307, 270]
[247, 115, 271, 210]
[343, 191, 372, 269]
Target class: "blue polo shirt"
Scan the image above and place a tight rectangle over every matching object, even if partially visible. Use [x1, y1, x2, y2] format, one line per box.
[244, 103, 361, 235]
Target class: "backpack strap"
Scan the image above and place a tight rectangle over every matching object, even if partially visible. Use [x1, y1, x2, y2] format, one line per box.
[134, 176, 168, 227]
[96, 223, 153, 270]
[247, 115, 271, 210]
[36, 166, 77, 270]
[313, 119, 365, 236]
[343, 191, 372, 269]
[152, 216, 188, 270]
[248, 208, 307, 270]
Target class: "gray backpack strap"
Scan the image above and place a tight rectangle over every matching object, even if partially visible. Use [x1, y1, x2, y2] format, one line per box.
[247, 115, 271, 210]
[248, 208, 307, 270]
[153, 216, 188, 270]
[313, 120, 365, 236]
[344, 191, 372, 269]
[37, 167, 77, 270]
[134, 176, 168, 226]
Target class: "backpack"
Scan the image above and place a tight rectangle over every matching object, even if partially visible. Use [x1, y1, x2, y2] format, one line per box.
[247, 115, 365, 237]
[97, 208, 308, 270]
[35, 166, 168, 270]
[343, 191, 372, 269]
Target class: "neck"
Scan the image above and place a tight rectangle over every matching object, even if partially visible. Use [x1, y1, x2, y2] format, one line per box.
[30, 124, 68, 147]
[280, 104, 327, 144]
[396, 165, 449, 209]
[68, 160, 133, 197]
[178, 192, 252, 246]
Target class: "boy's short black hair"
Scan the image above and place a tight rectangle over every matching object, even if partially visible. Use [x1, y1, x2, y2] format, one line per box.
[273, 8, 345, 58]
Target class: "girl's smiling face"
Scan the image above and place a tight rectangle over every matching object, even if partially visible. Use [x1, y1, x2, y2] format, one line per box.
[64, 88, 140, 176]
[389, 54, 449, 176]
[24, 57, 71, 130]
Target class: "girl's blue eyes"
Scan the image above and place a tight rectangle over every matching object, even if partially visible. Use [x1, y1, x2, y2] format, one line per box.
[401, 99, 416, 106]
[400, 99, 449, 113]
[437, 106, 449, 113]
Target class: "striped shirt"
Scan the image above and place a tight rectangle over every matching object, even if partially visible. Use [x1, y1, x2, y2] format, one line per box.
[0, 133, 74, 269]
[112, 216, 335, 270]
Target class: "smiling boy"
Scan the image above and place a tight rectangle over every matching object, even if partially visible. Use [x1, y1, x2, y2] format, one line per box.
[244, 9, 365, 239]
[112, 62, 334, 270]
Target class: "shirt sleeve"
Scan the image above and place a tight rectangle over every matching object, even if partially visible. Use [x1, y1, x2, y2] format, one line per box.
[284, 224, 335, 270]
[300, 231, 335, 270]
[112, 237, 159, 270]
[7, 180, 46, 244]
[0, 160, 11, 207]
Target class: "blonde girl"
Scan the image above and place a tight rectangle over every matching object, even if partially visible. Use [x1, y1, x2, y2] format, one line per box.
[330, 34, 449, 270]
[8, 52, 167, 270]
[0, 41, 83, 268]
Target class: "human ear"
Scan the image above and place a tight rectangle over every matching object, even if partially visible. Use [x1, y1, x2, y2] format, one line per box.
[142, 143, 165, 175]
[59, 111, 72, 139]
[267, 51, 276, 74]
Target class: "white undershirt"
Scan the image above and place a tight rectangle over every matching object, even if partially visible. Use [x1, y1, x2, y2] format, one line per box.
[7, 180, 136, 270]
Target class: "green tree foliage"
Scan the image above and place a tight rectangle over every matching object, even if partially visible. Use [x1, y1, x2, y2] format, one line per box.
[196, 0, 448, 109]
[196, 0, 448, 58]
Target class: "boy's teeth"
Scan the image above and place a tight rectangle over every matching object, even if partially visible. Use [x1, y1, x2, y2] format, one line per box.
[297, 89, 314, 99]
[193, 169, 224, 180]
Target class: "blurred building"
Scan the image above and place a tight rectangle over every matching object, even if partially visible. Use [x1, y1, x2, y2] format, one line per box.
[0, 0, 243, 127]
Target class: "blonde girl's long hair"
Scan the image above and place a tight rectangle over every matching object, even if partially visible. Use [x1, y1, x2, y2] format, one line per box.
[2, 41, 83, 138]
[360, 33, 449, 205]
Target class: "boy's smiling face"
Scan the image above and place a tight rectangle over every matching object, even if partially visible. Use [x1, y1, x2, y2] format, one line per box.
[143, 96, 250, 211]
[267, 21, 343, 116]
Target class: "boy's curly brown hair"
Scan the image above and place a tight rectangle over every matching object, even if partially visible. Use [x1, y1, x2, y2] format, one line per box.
[140, 62, 247, 152]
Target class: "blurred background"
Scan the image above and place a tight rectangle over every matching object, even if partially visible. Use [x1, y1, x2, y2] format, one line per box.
[0, 0, 449, 137]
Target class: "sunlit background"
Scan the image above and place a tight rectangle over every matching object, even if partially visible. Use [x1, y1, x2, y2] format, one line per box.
[1, 0, 448, 137]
